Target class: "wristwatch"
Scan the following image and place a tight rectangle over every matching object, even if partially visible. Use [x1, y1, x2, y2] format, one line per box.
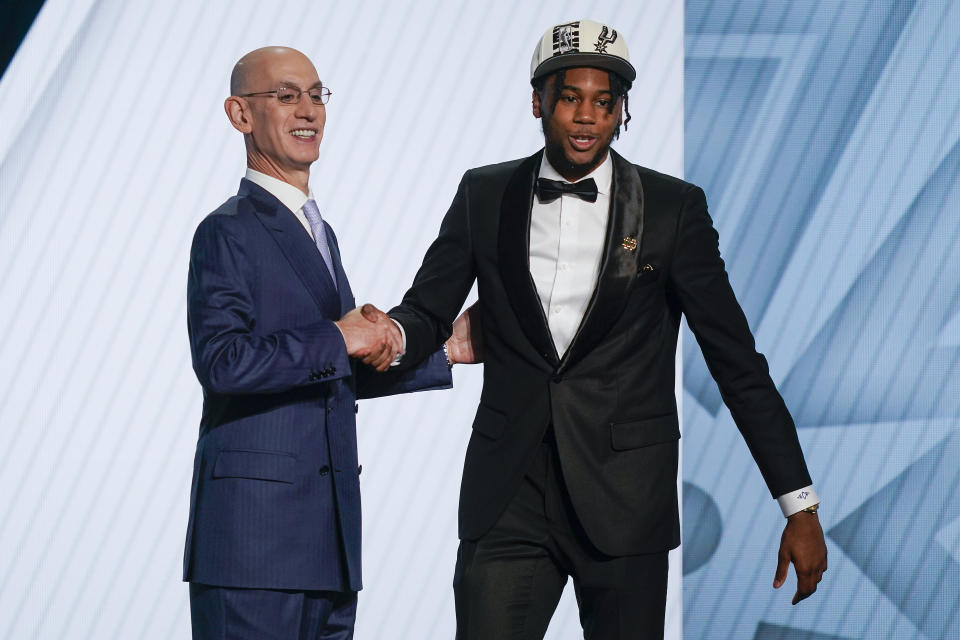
[442, 343, 453, 369]
[801, 502, 820, 514]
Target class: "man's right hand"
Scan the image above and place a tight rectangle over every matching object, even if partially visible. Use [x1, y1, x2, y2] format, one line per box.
[335, 305, 402, 372]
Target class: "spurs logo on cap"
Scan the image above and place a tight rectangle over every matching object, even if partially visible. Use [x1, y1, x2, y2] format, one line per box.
[553, 21, 580, 55]
[531, 18, 637, 84]
[594, 25, 617, 53]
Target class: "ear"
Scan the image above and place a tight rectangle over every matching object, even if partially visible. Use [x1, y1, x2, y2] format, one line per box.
[224, 96, 253, 134]
[532, 88, 542, 119]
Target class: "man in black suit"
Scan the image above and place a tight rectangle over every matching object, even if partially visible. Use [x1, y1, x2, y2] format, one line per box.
[389, 19, 828, 639]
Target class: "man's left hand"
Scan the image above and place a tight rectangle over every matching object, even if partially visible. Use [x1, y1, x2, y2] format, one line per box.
[774, 511, 828, 605]
[446, 302, 482, 365]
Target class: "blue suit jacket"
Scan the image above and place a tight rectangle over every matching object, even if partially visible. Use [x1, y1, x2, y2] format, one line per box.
[183, 179, 451, 591]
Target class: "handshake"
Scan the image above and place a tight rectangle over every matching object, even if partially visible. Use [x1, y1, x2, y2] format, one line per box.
[334, 303, 481, 372]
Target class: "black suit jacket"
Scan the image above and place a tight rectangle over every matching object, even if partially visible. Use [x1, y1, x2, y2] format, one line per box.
[390, 149, 811, 556]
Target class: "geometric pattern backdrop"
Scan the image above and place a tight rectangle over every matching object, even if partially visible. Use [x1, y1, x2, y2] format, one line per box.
[0, 2, 683, 638]
[683, 1, 960, 638]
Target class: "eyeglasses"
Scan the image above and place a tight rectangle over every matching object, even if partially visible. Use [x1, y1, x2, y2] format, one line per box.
[239, 85, 332, 106]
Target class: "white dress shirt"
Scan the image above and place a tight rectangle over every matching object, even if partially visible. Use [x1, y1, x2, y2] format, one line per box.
[530, 154, 612, 356]
[245, 168, 316, 238]
[528, 154, 817, 517]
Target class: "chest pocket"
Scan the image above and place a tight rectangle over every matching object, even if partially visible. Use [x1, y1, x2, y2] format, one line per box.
[633, 263, 660, 289]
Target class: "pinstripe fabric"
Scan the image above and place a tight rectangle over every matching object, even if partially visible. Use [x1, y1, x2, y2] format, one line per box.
[683, 1, 960, 638]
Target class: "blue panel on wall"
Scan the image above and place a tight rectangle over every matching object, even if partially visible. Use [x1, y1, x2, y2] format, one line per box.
[685, 57, 779, 208]
[684, 0, 917, 416]
[753, 622, 855, 640]
[683, 0, 960, 638]
[829, 432, 960, 639]
[782, 139, 960, 426]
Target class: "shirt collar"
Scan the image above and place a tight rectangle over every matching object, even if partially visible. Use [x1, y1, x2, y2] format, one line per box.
[538, 151, 613, 196]
[245, 168, 314, 214]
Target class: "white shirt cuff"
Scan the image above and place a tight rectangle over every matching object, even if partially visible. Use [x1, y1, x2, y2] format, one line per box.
[777, 485, 819, 517]
[389, 319, 407, 367]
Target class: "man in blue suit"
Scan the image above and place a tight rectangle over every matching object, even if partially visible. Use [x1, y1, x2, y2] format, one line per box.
[184, 46, 452, 639]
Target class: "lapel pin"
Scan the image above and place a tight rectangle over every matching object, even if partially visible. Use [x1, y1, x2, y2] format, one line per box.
[640, 263, 655, 273]
[622, 236, 638, 251]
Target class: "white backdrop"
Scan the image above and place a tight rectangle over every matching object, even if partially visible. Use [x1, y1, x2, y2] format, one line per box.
[0, 1, 683, 638]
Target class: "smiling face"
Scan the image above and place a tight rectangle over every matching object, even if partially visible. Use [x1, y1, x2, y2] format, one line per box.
[225, 47, 325, 193]
[533, 67, 622, 182]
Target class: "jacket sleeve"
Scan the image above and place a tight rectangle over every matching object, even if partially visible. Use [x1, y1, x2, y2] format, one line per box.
[187, 215, 351, 395]
[388, 172, 477, 369]
[669, 184, 812, 497]
[354, 350, 452, 400]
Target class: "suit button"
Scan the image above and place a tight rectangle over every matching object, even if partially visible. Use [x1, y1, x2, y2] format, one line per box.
[552, 375, 563, 383]
[354, 403, 359, 414]
[318, 465, 330, 476]
[326, 405, 333, 414]
[330, 366, 337, 374]
[357, 465, 363, 475]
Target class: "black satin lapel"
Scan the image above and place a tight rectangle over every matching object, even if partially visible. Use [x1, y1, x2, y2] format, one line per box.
[241, 180, 341, 318]
[497, 151, 560, 367]
[558, 149, 644, 373]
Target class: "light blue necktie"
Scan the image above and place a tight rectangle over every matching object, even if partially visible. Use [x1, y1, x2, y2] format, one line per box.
[301, 199, 337, 289]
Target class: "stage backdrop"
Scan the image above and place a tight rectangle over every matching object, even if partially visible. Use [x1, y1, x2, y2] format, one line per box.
[0, 1, 683, 639]
[682, 1, 960, 639]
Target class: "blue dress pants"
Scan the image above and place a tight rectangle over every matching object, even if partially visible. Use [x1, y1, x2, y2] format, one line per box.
[190, 583, 357, 640]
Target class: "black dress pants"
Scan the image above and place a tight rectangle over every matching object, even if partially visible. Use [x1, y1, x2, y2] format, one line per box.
[454, 436, 668, 640]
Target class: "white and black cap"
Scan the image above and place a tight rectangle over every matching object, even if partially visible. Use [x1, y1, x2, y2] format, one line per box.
[530, 19, 636, 84]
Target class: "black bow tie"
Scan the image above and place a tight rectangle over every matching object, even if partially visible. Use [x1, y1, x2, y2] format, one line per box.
[536, 177, 599, 203]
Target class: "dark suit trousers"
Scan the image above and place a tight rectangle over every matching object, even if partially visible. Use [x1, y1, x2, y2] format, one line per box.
[189, 584, 357, 640]
[454, 434, 668, 640]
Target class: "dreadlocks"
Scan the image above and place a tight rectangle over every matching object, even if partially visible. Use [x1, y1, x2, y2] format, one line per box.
[608, 71, 632, 138]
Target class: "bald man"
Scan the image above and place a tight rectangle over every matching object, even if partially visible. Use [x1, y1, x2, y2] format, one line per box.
[183, 47, 452, 639]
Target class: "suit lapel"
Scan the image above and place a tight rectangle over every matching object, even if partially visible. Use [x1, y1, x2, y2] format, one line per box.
[239, 179, 342, 319]
[558, 149, 644, 373]
[323, 224, 356, 315]
[497, 151, 561, 367]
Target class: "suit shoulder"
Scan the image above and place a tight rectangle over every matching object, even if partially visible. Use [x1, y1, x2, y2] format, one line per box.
[195, 195, 257, 236]
[455, 156, 530, 196]
[205, 194, 253, 222]
[190, 197, 266, 259]
[466, 157, 528, 179]
[633, 165, 702, 198]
